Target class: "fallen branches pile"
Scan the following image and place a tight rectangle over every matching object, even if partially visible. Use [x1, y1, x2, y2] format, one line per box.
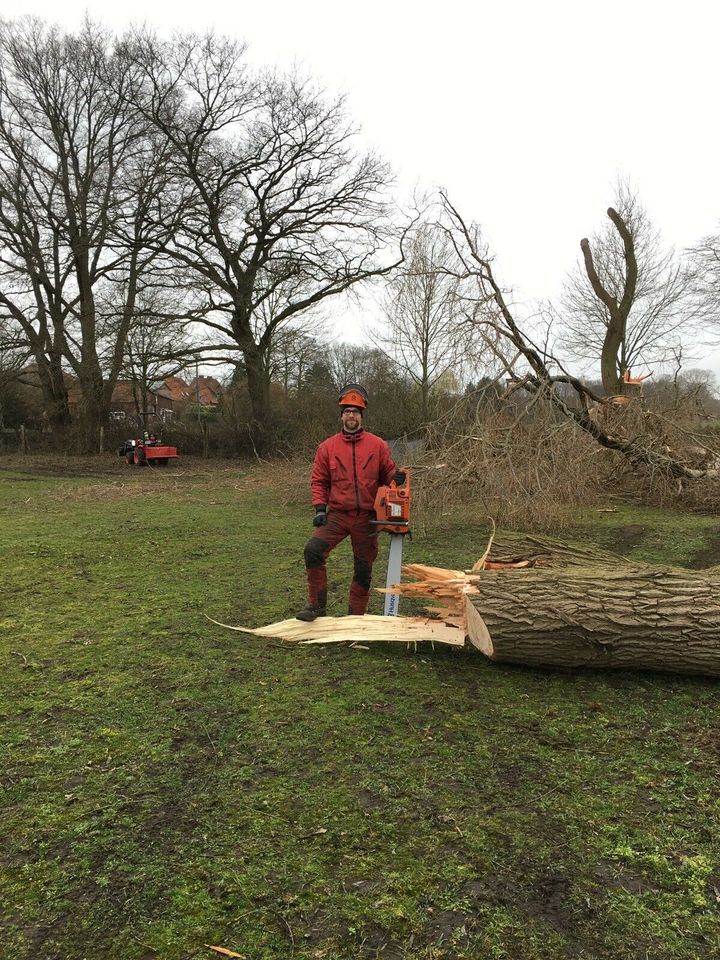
[415, 399, 609, 530]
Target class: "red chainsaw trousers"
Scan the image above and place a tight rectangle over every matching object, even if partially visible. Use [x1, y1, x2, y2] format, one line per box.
[304, 509, 379, 615]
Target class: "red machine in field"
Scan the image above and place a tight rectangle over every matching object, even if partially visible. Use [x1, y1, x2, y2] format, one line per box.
[119, 437, 178, 466]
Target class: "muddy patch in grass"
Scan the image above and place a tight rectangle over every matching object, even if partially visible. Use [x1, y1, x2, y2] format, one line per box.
[355, 921, 405, 959]
[592, 860, 662, 896]
[522, 871, 574, 932]
[427, 907, 473, 942]
[0, 456, 125, 479]
[356, 788, 385, 811]
[687, 529, 720, 568]
[608, 523, 647, 554]
[682, 723, 720, 769]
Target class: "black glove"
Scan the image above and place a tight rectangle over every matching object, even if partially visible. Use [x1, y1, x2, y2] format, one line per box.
[392, 471, 407, 486]
[313, 505, 328, 527]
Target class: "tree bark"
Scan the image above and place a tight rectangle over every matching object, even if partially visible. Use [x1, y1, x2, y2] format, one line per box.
[486, 533, 634, 569]
[240, 341, 273, 452]
[580, 207, 638, 396]
[38, 351, 71, 428]
[465, 565, 720, 677]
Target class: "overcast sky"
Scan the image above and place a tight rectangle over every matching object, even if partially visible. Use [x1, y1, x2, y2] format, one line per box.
[4, 0, 720, 370]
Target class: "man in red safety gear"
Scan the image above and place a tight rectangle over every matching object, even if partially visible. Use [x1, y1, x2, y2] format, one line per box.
[296, 383, 401, 621]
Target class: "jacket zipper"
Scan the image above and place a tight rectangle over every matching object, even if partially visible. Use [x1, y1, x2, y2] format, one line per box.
[351, 440, 360, 510]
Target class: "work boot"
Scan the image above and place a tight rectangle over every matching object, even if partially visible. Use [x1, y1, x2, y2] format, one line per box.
[296, 605, 326, 622]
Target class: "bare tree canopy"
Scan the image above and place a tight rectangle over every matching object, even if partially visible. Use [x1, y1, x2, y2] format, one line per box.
[560, 181, 698, 395]
[121, 289, 195, 419]
[1, 17, 718, 464]
[380, 223, 465, 421]
[436, 191, 718, 482]
[125, 30, 405, 439]
[265, 326, 323, 395]
[0, 18, 174, 444]
[687, 226, 720, 331]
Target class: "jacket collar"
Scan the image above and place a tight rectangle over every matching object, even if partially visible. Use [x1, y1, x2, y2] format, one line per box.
[341, 427, 364, 442]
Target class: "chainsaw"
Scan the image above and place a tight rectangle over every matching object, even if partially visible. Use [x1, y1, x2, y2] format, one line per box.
[371, 468, 411, 616]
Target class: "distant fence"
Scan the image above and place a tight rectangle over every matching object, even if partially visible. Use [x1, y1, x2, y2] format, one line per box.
[1, 425, 35, 453]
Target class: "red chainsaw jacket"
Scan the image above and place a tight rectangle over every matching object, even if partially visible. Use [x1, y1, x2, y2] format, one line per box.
[311, 429, 397, 512]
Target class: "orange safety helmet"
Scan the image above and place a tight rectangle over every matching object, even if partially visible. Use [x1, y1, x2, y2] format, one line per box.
[338, 383, 369, 411]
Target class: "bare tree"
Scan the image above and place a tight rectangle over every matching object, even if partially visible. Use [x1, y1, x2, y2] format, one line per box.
[127, 31, 405, 443]
[266, 327, 324, 395]
[437, 191, 717, 481]
[687, 226, 720, 330]
[379, 224, 463, 421]
[328, 342, 381, 390]
[0, 20, 72, 427]
[561, 181, 697, 395]
[0, 313, 29, 428]
[0, 19, 174, 446]
[120, 290, 195, 419]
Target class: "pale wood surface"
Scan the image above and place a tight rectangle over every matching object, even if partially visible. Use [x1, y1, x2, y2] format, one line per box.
[207, 614, 466, 646]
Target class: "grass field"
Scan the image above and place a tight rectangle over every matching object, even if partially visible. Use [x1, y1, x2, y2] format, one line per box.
[2, 456, 720, 960]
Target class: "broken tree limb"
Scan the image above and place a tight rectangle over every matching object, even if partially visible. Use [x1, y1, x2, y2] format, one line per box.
[485, 533, 636, 569]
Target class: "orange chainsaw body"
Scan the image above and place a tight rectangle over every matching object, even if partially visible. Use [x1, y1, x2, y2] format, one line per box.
[372, 468, 411, 535]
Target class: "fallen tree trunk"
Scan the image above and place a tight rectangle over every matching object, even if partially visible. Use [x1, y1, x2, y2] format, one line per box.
[465, 565, 720, 677]
[209, 535, 720, 678]
[393, 541, 720, 677]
